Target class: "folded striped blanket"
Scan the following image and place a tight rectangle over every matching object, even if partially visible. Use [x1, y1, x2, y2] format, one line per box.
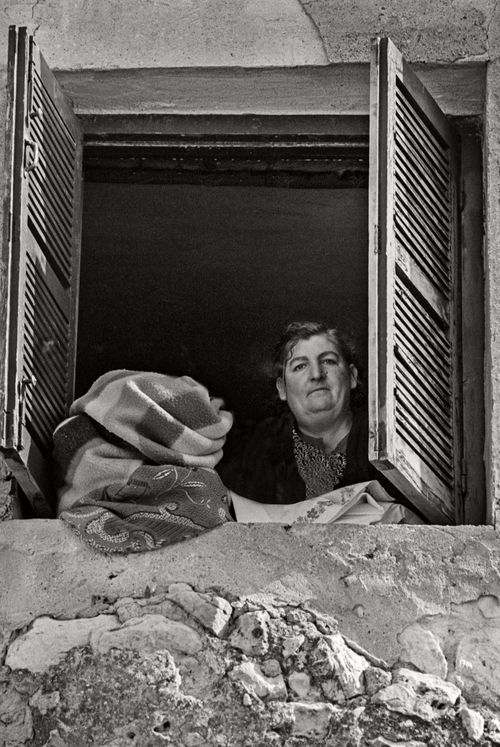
[53, 370, 234, 553]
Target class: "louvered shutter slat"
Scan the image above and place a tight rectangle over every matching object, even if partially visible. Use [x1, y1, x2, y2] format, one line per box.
[1, 27, 82, 513]
[369, 37, 460, 523]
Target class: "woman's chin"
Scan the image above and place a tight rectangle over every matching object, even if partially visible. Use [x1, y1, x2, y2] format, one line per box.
[306, 392, 335, 409]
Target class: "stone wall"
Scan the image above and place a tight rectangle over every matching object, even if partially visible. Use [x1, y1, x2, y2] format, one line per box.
[1, 2, 500, 743]
[2, 521, 500, 744]
[0, 585, 492, 746]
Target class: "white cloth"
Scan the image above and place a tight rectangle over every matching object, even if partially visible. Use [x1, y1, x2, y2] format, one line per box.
[231, 480, 420, 525]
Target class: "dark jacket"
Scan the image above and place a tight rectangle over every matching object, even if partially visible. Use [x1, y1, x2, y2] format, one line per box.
[216, 408, 376, 504]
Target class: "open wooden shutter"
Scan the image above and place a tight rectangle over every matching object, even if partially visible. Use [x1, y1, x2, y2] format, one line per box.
[0, 27, 82, 515]
[368, 37, 461, 524]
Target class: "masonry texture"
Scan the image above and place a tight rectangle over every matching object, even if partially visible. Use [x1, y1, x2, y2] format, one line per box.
[1, 522, 500, 744]
[2, 0, 500, 743]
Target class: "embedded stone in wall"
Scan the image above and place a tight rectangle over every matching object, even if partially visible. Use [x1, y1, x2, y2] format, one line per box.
[310, 632, 370, 701]
[364, 665, 392, 696]
[0, 628, 11, 662]
[288, 670, 311, 698]
[461, 706, 485, 741]
[398, 622, 448, 678]
[397, 597, 500, 710]
[455, 630, 500, 709]
[368, 739, 427, 747]
[373, 667, 461, 722]
[28, 688, 60, 716]
[0, 684, 33, 745]
[283, 701, 337, 738]
[228, 609, 270, 656]
[229, 660, 287, 701]
[167, 583, 232, 637]
[1, 589, 495, 745]
[91, 613, 203, 656]
[487, 717, 500, 743]
[5, 614, 119, 673]
[282, 633, 305, 659]
[114, 596, 142, 623]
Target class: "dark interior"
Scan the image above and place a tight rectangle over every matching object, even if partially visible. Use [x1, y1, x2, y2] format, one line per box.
[77, 144, 369, 423]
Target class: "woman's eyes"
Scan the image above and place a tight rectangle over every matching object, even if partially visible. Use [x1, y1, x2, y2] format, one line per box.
[291, 358, 338, 372]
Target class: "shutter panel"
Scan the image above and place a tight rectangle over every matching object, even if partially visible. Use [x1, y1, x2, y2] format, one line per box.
[368, 37, 461, 524]
[1, 27, 82, 514]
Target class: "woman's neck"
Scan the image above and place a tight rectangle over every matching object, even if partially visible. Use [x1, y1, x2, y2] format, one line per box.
[297, 411, 353, 453]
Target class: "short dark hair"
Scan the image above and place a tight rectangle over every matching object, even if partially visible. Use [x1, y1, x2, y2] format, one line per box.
[271, 321, 365, 408]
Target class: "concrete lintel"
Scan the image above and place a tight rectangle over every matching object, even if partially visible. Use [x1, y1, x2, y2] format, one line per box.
[55, 63, 486, 118]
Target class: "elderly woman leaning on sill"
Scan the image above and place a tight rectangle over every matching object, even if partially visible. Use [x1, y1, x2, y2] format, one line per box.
[216, 320, 422, 525]
[52, 320, 420, 555]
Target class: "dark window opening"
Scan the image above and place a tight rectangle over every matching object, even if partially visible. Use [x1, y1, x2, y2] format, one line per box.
[78, 136, 369, 424]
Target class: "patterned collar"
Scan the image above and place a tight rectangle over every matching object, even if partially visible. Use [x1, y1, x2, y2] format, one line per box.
[292, 427, 348, 499]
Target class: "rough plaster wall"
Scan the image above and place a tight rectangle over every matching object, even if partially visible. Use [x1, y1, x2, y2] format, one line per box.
[2, 0, 500, 69]
[2, 524, 500, 694]
[299, 0, 497, 63]
[0, 588, 493, 746]
[0, 0, 327, 70]
[484, 13, 500, 523]
[2, 522, 500, 744]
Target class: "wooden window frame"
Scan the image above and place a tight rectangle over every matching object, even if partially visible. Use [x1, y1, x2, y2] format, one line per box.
[1, 27, 485, 524]
[79, 110, 484, 525]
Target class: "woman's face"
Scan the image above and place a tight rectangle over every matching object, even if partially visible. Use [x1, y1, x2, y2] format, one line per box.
[276, 334, 358, 426]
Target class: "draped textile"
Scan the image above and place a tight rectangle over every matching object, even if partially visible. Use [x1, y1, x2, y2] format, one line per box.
[53, 370, 233, 553]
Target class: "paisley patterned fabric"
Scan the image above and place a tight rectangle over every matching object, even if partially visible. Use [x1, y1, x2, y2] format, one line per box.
[53, 370, 233, 553]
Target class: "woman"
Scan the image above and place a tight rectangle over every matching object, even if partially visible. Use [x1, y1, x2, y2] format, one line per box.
[216, 320, 376, 505]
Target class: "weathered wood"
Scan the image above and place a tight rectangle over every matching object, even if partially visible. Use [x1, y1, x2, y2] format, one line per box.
[2, 28, 83, 516]
[54, 63, 485, 118]
[458, 124, 486, 524]
[82, 114, 370, 138]
[369, 38, 461, 524]
[2, 27, 28, 450]
[0, 30, 18, 450]
[83, 139, 369, 187]
[2, 447, 55, 518]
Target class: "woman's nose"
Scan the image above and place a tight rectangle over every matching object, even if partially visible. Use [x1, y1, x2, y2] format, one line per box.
[310, 362, 326, 380]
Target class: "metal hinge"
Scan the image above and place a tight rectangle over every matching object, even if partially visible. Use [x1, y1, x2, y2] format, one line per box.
[372, 423, 383, 454]
[374, 422, 387, 455]
[16, 376, 37, 451]
[461, 467, 467, 498]
[1, 410, 14, 448]
[373, 223, 381, 255]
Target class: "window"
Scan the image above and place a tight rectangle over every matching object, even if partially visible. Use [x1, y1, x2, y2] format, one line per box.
[0, 26, 485, 524]
[78, 132, 369, 425]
